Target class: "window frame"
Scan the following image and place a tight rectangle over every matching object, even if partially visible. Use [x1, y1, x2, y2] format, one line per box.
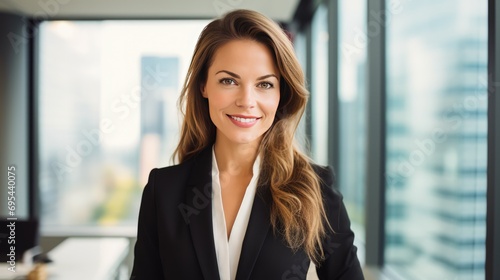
[364, 0, 386, 267]
[486, 0, 500, 279]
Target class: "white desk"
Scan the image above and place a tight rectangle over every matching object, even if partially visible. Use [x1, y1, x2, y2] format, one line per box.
[0, 237, 129, 280]
[47, 237, 129, 280]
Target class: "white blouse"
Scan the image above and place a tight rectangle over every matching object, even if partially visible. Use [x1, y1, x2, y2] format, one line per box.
[211, 147, 261, 280]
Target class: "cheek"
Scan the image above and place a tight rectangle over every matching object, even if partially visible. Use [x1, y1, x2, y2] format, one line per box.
[207, 93, 231, 112]
[264, 94, 280, 116]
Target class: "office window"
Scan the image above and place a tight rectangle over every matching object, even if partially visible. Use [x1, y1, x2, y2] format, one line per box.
[384, 1, 487, 279]
[38, 20, 209, 232]
[337, 0, 367, 244]
[293, 32, 308, 150]
[310, 4, 329, 165]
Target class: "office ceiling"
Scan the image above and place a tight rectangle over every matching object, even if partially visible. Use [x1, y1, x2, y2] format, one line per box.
[0, 0, 300, 22]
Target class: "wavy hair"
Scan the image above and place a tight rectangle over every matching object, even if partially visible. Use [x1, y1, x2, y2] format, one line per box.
[173, 9, 329, 264]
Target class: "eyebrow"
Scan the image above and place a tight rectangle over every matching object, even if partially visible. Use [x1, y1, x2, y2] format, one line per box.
[215, 70, 278, 80]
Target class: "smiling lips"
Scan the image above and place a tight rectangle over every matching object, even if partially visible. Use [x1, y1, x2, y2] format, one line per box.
[227, 114, 261, 128]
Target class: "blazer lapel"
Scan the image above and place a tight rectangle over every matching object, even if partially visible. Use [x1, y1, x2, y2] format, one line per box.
[185, 147, 220, 280]
[235, 185, 272, 280]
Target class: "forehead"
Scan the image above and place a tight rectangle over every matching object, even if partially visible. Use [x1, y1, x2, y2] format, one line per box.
[209, 39, 279, 77]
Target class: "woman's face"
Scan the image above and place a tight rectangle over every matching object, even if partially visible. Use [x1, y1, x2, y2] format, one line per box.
[202, 39, 280, 148]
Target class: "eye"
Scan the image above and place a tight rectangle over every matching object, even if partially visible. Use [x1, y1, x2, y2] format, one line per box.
[219, 78, 237, 86]
[258, 81, 274, 89]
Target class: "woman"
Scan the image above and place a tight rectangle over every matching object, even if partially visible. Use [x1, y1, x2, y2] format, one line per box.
[131, 9, 363, 280]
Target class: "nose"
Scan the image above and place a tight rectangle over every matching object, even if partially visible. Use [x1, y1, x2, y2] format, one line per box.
[235, 86, 256, 108]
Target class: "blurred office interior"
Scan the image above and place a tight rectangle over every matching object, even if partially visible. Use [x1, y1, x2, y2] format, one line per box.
[0, 0, 499, 279]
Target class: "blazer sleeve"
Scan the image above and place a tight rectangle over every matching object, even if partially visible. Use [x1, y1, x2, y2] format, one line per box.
[315, 166, 365, 280]
[130, 169, 164, 280]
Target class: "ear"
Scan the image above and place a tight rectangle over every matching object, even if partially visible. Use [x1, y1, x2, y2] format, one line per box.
[200, 83, 207, 98]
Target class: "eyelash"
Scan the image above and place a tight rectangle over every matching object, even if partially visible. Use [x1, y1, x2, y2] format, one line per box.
[258, 82, 274, 89]
[219, 78, 236, 85]
[218, 78, 274, 89]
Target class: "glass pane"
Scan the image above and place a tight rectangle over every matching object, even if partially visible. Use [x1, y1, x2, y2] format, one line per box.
[310, 5, 329, 165]
[338, 0, 367, 251]
[384, 1, 488, 279]
[293, 32, 308, 151]
[38, 20, 209, 231]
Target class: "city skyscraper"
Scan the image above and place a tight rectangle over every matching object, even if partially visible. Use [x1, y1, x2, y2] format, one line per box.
[385, 1, 487, 279]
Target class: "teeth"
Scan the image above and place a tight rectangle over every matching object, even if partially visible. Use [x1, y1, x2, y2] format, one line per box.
[230, 116, 257, 123]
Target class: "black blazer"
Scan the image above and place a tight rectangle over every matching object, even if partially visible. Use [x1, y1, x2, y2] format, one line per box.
[131, 147, 364, 280]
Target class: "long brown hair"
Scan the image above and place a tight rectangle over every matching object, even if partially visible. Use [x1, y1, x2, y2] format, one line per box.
[174, 9, 329, 264]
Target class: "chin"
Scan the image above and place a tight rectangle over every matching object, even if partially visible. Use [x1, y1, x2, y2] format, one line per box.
[233, 139, 258, 145]
[230, 135, 261, 145]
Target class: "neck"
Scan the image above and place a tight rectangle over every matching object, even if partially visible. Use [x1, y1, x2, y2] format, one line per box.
[213, 141, 259, 176]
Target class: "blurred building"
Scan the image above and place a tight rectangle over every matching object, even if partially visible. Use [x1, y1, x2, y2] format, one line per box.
[384, 1, 487, 279]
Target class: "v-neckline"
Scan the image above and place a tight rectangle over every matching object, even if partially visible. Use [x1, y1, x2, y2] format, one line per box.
[211, 147, 261, 280]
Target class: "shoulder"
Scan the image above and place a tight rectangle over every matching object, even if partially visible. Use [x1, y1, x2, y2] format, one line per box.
[151, 146, 212, 180]
[310, 164, 336, 188]
[151, 158, 195, 181]
[310, 163, 341, 200]
[145, 156, 199, 195]
[146, 147, 212, 195]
